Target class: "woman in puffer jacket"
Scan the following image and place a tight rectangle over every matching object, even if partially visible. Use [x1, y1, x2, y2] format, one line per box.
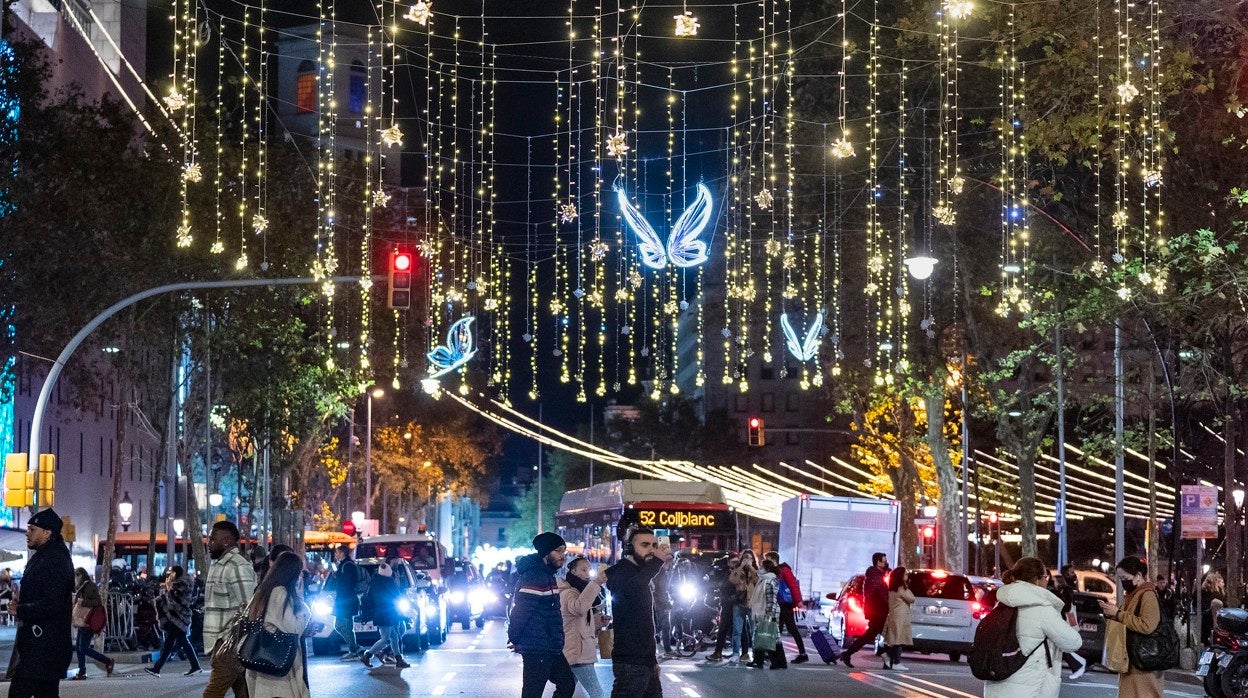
[145, 565, 202, 677]
[982, 557, 1082, 698]
[559, 556, 607, 698]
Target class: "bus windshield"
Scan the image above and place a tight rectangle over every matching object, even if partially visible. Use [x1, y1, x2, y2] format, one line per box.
[355, 541, 440, 569]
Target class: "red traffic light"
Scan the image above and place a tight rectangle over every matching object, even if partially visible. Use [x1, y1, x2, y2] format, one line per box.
[988, 512, 999, 525]
[342, 520, 356, 536]
[393, 252, 413, 272]
[923, 525, 936, 540]
[388, 248, 415, 309]
[749, 417, 760, 428]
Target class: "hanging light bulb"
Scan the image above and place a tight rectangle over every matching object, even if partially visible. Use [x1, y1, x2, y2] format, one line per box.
[904, 255, 939, 281]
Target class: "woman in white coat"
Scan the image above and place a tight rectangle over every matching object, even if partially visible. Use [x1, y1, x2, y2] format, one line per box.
[983, 557, 1082, 698]
[244, 551, 311, 698]
[559, 556, 609, 698]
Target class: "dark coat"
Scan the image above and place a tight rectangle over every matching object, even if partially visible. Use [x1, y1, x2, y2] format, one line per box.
[157, 577, 194, 632]
[362, 574, 405, 628]
[605, 556, 664, 667]
[332, 559, 361, 616]
[863, 565, 890, 622]
[506, 553, 563, 655]
[10, 534, 74, 681]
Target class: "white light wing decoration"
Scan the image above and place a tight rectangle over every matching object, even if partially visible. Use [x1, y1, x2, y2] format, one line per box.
[616, 183, 713, 269]
[427, 316, 477, 379]
[781, 311, 823, 362]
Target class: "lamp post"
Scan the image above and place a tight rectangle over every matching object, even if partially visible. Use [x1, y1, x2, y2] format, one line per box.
[365, 386, 384, 520]
[119, 491, 133, 532]
[172, 518, 185, 566]
[209, 492, 223, 522]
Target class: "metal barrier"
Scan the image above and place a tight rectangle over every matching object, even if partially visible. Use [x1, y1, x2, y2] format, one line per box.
[104, 590, 136, 652]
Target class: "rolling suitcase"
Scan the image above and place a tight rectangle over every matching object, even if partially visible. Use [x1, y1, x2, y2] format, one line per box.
[808, 616, 842, 664]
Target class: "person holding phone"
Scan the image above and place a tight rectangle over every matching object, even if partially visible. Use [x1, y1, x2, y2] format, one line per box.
[605, 527, 671, 697]
[1100, 556, 1164, 697]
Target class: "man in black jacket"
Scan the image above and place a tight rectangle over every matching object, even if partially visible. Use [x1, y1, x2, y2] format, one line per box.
[605, 527, 671, 697]
[840, 552, 889, 668]
[331, 544, 364, 660]
[509, 532, 574, 698]
[8, 508, 74, 698]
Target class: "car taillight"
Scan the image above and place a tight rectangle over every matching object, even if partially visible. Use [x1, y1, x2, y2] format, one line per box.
[971, 601, 988, 620]
[847, 596, 863, 614]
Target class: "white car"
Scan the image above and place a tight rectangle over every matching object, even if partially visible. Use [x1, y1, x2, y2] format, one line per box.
[1050, 567, 1117, 602]
[308, 558, 447, 655]
[906, 569, 990, 663]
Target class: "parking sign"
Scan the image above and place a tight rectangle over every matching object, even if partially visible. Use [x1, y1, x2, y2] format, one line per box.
[1181, 485, 1219, 539]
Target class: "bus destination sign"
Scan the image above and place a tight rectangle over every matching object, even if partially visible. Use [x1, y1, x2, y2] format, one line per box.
[636, 508, 722, 529]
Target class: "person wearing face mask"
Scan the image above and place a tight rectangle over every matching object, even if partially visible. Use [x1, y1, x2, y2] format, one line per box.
[510, 532, 575, 698]
[559, 556, 608, 698]
[605, 526, 672, 697]
[982, 557, 1082, 698]
[1099, 556, 1164, 697]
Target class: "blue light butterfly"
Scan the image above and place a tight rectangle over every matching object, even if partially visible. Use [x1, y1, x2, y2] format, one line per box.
[616, 183, 714, 269]
[781, 311, 823, 362]
[427, 316, 477, 379]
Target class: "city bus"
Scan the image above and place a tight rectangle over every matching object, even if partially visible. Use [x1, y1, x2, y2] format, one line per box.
[555, 480, 737, 565]
[96, 530, 356, 575]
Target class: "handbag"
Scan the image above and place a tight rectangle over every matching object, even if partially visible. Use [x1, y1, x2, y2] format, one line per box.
[597, 628, 613, 659]
[86, 605, 106, 635]
[752, 616, 780, 652]
[71, 600, 90, 628]
[1126, 590, 1180, 672]
[236, 616, 300, 677]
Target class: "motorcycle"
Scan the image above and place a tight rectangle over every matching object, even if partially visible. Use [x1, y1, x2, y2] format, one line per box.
[1199, 607, 1248, 697]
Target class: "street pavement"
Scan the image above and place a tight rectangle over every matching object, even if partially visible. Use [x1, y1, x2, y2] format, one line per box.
[0, 621, 1213, 696]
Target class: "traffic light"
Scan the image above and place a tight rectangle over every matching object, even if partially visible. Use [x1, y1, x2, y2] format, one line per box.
[747, 417, 765, 447]
[3, 454, 30, 508]
[388, 249, 415, 309]
[988, 512, 999, 540]
[37, 454, 54, 507]
[923, 525, 936, 540]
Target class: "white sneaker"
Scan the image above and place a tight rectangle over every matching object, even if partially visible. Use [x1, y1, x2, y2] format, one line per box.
[890, 663, 910, 671]
[1070, 656, 1087, 680]
[724, 653, 738, 663]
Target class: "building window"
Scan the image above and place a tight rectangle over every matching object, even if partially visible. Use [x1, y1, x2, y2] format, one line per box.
[761, 364, 775, 380]
[761, 393, 775, 412]
[734, 394, 748, 413]
[296, 60, 317, 114]
[786, 393, 799, 412]
[786, 431, 800, 445]
[349, 60, 366, 114]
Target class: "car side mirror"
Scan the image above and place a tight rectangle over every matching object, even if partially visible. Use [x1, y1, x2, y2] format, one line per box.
[825, 592, 837, 600]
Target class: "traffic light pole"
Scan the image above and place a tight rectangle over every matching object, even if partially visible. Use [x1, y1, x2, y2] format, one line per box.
[26, 275, 381, 508]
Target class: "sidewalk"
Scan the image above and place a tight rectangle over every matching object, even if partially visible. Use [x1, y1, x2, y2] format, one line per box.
[0, 625, 158, 679]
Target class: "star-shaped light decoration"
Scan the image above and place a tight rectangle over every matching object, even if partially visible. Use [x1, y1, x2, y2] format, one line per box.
[664, 300, 679, 315]
[210, 240, 224, 254]
[549, 299, 565, 315]
[867, 255, 885, 274]
[252, 214, 268, 234]
[830, 138, 855, 159]
[484, 298, 499, 310]
[235, 254, 248, 271]
[1116, 81, 1140, 103]
[359, 277, 374, 291]
[559, 203, 578, 223]
[764, 238, 784, 256]
[322, 280, 335, 298]
[1143, 169, 1162, 188]
[372, 188, 391, 208]
[1089, 259, 1108, 275]
[950, 175, 966, 195]
[184, 162, 203, 183]
[176, 222, 193, 248]
[1111, 209, 1130, 229]
[754, 188, 774, 211]
[628, 269, 643, 289]
[674, 11, 700, 37]
[379, 124, 404, 148]
[417, 239, 435, 257]
[606, 131, 630, 159]
[614, 288, 630, 302]
[944, 0, 973, 19]
[589, 240, 609, 261]
[933, 203, 956, 225]
[404, 1, 432, 26]
[164, 89, 187, 111]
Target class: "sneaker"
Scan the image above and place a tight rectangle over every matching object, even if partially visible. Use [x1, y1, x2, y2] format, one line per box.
[661, 651, 678, 659]
[106, 658, 115, 677]
[840, 654, 855, 669]
[359, 651, 374, 668]
[381, 653, 396, 665]
[71, 674, 87, 681]
[1070, 657, 1087, 680]
[792, 654, 809, 664]
[184, 668, 203, 677]
[891, 663, 911, 671]
[340, 651, 361, 661]
[395, 656, 411, 669]
[143, 668, 160, 678]
[705, 652, 724, 662]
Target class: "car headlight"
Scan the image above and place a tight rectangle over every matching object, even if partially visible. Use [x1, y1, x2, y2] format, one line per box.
[678, 582, 698, 603]
[469, 589, 489, 607]
[420, 602, 438, 618]
[311, 599, 333, 618]
[397, 598, 412, 615]
[449, 590, 466, 605]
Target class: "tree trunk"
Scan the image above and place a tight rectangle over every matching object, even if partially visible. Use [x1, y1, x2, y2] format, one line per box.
[1017, 449, 1038, 558]
[1225, 409, 1240, 607]
[895, 400, 921, 569]
[926, 388, 965, 573]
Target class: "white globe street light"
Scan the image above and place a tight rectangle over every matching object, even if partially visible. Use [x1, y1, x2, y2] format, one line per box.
[119, 491, 133, 532]
[1234, 488, 1245, 511]
[904, 255, 939, 281]
[172, 518, 185, 537]
[209, 492, 224, 508]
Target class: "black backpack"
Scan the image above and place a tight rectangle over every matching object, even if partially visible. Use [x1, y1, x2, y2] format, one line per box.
[968, 604, 1051, 681]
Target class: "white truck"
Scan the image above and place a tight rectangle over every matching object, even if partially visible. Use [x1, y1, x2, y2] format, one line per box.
[778, 495, 900, 605]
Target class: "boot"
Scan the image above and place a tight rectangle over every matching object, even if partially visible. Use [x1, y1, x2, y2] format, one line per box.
[359, 651, 374, 668]
[395, 655, 411, 669]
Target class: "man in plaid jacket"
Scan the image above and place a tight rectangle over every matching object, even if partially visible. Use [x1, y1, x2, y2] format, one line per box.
[202, 520, 256, 698]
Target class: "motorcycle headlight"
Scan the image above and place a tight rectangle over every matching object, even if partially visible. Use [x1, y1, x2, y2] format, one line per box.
[397, 598, 412, 615]
[449, 590, 466, 605]
[678, 582, 698, 603]
[311, 599, 333, 618]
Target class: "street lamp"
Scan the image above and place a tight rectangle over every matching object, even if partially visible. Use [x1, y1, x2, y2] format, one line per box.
[904, 255, 939, 281]
[1234, 489, 1245, 511]
[209, 492, 224, 508]
[365, 385, 384, 520]
[119, 491, 133, 532]
[172, 518, 186, 566]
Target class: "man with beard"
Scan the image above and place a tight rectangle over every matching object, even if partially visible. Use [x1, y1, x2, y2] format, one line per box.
[202, 521, 256, 698]
[7, 508, 73, 698]
[510, 532, 575, 698]
[605, 528, 671, 697]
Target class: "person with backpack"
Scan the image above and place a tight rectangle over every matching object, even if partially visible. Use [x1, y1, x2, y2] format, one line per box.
[840, 552, 890, 668]
[978, 557, 1081, 698]
[359, 561, 410, 669]
[764, 551, 808, 664]
[1099, 556, 1166, 697]
[331, 544, 366, 660]
[881, 566, 914, 671]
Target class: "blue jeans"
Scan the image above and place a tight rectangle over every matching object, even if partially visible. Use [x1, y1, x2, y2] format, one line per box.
[570, 663, 606, 698]
[731, 606, 753, 656]
[74, 628, 110, 675]
[368, 625, 404, 656]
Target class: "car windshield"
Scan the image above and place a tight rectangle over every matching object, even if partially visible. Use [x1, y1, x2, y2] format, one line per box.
[908, 572, 974, 601]
[356, 563, 411, 589]
[356, 542, 439, 569]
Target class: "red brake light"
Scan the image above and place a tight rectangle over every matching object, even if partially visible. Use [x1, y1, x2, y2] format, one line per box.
[971, 600, 989, 620]
[930, 569, 948, 579]
[847, 596, 863, 614]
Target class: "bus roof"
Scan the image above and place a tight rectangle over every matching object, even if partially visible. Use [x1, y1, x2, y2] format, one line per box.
[558, 479, 727, 515]
[100, 530, 355, 548]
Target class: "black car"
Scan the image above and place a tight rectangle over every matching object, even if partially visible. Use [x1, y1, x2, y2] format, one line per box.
[1070, 590, 1106, 663]
[444, 559, 487, 630]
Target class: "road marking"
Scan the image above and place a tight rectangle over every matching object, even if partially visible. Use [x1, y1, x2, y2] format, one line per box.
[900, 675, 979, 698]
[431, 686, 446, 696]
[449, 663, 487, 666]
[441, 672, 457, 681]
[850, 671, 953, 698]
[680, 687, 700, 697]
[666, 672, 682, 682]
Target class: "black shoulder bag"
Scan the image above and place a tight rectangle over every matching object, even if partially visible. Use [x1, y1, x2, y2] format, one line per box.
[1126, 589, 1180, 672]
[236, 615, 300, 677]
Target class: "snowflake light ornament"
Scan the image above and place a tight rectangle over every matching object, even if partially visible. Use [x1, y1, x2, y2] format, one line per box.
[1143, 169, 1162, 188]
[933, 203, 956, 225]
[754, 188, 774, 211]
[559, 203, 578, 223]
[379, 124, 404, 148]
[210, 240, 224, 254]
[830, 138, 855, 159]
[628, 269, 643, 289]
[176, 222, 193, 248]
[184, 162, 203, 183]
[764, 238, 784, 256]
[589, 240, 609, 261]
[404, 1, 432, 26]
[944, 0, 973, 19]
[615, 288, 631, 302]
[950, 175, 966, 195]
[1112, 209, 1130, 229]
[417, 240, 435, 257]
[252, 214, 268, 234]
[372, 189, 391, 208]
[164, 89, 187, 111]
[1117, 81, 1140, 103]
[606, 131, 630, 159]
[674, 11, 700, 37]
[235, 254, 248, 271]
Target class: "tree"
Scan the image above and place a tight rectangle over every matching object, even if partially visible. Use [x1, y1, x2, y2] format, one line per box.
[510, 450, 574, 546]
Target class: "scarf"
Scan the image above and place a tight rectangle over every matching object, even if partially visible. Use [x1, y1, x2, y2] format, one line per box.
[565, 573, 594, 623]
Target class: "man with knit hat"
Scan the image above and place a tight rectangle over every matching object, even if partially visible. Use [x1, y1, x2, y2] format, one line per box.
[6, 508, 74, 697]
[509, 531, 575, 698]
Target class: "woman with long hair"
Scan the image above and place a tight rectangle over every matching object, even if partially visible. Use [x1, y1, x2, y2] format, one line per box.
[881, 566, 914, 671]
[559, 556, 607, 697]
[1201, 570, 1226, 646]
[70, 568, 113, 680]
[144, 565, 201, 677]
[1101, 556, 1164, 697]
[982, 557, 1081, 697]
[728, 549, 759, 663]
[245, 551, 311, 698]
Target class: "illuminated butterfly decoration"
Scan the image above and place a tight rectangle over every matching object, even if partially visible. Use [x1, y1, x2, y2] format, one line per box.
[616, 183, 714, 270]
[781, 311, 824, 362]
[426, 316, 477, 379]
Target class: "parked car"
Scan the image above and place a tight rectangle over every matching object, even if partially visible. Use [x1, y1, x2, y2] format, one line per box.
[444, 559, 487, 630]
[1049, 567, 1116, 602]
[308, 557, 446, 655]
[906, 569, 987, 663]
[1069, 590, 1107, 663]
[827, 573, 871, 647]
